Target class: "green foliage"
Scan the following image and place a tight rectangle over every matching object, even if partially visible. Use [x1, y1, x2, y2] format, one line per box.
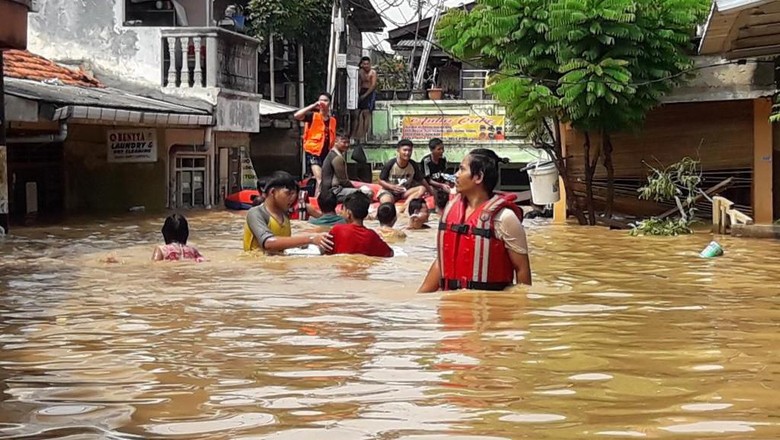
[246, 0, 331, 101]
[629, 217, 693, 236]
[436, 0, 709, 138]
[631, 157, 702, 236]
[376, 57, 411, 90]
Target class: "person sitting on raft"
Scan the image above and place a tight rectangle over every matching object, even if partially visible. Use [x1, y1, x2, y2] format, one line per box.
[244, 171, 333, 254]
[406, 198, 431, 230]
[329, 192, 394, 258]
[378, 139, 434, 211]
[419, 148, 531, 292]
[153, 214, 205, 262]
[321, 133, 368, 202]
[309, 191, 346, 230]
[376, 202, 406, 240]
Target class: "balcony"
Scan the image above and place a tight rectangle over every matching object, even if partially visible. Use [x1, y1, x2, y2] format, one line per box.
[375, 69, 492, 102]
[160, 27, 259, 94]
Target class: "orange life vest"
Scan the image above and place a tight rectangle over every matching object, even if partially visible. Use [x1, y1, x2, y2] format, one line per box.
[303, 113, 337, 156]
[437, 194, 521, 291]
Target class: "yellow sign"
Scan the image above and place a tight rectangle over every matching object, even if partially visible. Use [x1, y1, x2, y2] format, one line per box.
[401, 115, 507, 141]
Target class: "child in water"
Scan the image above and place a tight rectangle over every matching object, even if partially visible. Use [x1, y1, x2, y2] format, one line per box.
[406, 198, 431, 230]
[376, 202, 406, 240]
[152, 214, 205, 262]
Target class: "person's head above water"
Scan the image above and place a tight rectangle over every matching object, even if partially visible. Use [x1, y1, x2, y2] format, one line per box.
[408, 198, 428, 216]
[342, 192, 371, 222]
[455, 148, 506, 196]
[435, 190, 449, 212]
[263, 171, 299, 210]
[161, 214, 189, 245]
[376, 202, 397, 227]
[317, 191, 338, 214]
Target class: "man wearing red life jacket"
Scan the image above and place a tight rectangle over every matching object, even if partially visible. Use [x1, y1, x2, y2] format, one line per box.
[419, 149, 532, 292]
[294, 92, 337, 196]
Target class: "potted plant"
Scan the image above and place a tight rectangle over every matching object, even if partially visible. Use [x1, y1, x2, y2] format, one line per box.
[376, 57, 411, 100]
[427, 68, 443, 100]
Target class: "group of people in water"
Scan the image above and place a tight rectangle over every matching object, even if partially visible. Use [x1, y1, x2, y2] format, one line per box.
[153, 89, 532, 291]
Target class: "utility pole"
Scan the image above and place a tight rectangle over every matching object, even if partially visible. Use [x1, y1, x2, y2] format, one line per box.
[333, 0, 349, 129]
[0, 50, 8, 234]
[407, 0, 423, 92]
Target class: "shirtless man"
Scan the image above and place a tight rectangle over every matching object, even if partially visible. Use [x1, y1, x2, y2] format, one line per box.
[351, 57, 377, 141]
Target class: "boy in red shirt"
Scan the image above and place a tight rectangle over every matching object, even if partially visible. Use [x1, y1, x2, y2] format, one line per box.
[330, 192, 394, 257]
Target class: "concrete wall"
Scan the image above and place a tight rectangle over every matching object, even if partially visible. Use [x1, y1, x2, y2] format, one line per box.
[28, 0, 162, 86]
[64, 124, 168, 213]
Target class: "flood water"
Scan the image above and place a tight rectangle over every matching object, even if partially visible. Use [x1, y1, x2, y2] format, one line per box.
[1, 209, 780, 439]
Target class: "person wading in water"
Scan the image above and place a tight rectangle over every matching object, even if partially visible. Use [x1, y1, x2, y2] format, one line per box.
[419, 148, 531, 292]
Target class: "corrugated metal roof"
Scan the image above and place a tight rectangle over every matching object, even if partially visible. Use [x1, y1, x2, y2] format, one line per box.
[395, 40, 426, 48]
[4, 78, 212, 115]
[700, 0, 780, 58]
[258, 100, 297, 116]
[715, 0, 770, 12]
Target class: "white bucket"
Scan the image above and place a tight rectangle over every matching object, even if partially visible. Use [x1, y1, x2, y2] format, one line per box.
[528, 162, 560, 205]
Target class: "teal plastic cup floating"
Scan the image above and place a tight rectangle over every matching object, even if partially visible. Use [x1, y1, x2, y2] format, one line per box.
[700, 241, 724, 258]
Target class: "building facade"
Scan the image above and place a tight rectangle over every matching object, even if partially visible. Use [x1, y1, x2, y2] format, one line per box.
[25, 0, 268, 210]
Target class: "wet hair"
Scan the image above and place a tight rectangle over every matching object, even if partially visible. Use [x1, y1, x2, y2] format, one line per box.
[319, 91, 332, 101]
[251, 194, 265, 206]
[343, 192, 370, 220]
[435, 190, 449, 210]
[161, 214, 189, 245]
[263, 171, 298, 194]
[397, 139, 414, 149]
[376, 202, 397, 226]
[466, 148, 507, 193]
[360, 56, 371, 64]
[317, 191, 338, 213]
[408, 198, 428, 215]
[428, 138, 443, 150]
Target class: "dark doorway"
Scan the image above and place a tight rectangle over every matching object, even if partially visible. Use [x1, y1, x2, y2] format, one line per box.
[7, 142, 65, 224]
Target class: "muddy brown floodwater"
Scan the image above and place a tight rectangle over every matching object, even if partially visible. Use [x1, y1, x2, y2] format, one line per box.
[1, 209, 780, 439]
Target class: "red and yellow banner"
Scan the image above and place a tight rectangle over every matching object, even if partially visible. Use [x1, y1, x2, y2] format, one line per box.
[401, 115, 507, 141]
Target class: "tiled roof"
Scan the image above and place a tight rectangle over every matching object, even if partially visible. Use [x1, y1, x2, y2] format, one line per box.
[3, 50, 102, 88]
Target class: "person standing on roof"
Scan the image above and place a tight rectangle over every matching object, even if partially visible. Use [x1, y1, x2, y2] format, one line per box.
[295, 92, 337, 196]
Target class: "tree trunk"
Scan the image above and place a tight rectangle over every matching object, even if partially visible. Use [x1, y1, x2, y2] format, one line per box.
[552, 120, 587, 225]
[583, 131, 596, 225]
[603, 132, 615, 218]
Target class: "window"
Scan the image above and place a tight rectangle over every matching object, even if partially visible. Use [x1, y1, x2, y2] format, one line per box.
[125, 0, 190, 26]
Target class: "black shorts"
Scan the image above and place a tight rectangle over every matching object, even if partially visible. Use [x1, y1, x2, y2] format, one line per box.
[306, 149, 329, 168]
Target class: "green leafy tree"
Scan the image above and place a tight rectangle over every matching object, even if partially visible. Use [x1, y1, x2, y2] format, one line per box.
[246, 0, 332, 102]
[437, 0, 708, 225]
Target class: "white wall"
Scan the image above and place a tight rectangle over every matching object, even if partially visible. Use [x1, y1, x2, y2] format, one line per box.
[27, 0, 164, 86]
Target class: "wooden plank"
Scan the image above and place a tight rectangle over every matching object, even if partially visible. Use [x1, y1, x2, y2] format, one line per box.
[656, 177, 734, 219]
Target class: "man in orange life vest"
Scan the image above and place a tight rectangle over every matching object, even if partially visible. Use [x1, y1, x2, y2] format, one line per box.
[419, 148, 532, 292]
[294, 92, 337, 196]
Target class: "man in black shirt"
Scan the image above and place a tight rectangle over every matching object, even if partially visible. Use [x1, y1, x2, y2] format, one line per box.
[378, 139, 434, 208]
[420, 138, 451, 193]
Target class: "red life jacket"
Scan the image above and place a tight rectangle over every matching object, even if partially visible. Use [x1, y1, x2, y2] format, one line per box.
[437, 194, 521, 291]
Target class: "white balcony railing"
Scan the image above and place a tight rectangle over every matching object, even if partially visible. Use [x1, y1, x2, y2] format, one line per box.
[160, 27, 259, 94]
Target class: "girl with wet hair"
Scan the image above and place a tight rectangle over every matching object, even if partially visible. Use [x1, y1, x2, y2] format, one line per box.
[152, 214, 205, 262]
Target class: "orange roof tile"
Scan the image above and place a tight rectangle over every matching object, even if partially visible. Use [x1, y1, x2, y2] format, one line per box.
[3, 49, 103, 88]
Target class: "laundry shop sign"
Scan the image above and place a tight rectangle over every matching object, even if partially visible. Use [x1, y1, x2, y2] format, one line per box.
[107, 129, 158, 163]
